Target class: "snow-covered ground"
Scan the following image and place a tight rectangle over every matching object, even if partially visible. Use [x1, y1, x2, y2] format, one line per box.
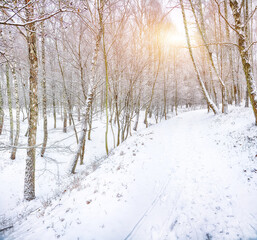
[1, 106, 257, 240]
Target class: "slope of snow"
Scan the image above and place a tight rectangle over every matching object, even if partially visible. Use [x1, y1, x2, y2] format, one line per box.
[1, 107, 257, 240]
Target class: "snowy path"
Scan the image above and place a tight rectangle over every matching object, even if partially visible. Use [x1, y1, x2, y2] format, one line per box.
[4, 109, 257, 240]
[124, 111, 257, 239]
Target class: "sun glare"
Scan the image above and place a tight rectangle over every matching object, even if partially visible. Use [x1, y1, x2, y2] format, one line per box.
[159, 28, 186, 48]
[165, 31, 186, 47]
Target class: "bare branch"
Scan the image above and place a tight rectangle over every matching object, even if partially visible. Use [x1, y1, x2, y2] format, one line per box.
[213, 0, 241, 35]
[2, 0, 33, 23]
[0, 8, 70, 27]
[245, 41, 257, 52]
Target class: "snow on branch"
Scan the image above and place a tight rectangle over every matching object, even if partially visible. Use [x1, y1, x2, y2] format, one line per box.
[0, 1, 88, 27]
[213, 0, 241, 35]
[0, 8, 66, 27]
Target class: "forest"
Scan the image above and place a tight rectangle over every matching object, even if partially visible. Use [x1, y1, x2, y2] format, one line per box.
[0, 0, 257, 239]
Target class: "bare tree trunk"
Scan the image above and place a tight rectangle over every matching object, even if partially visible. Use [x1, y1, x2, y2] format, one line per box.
[244, 0, 250, 108]
[52, 82, 57, 128]
[180, 0, 218, 114]
[174, 49, 178, 116]
[99, 3, 109, 155]
[224, 0, 238, 106]
[40, 7, 48, 157]
[144, 50, 161, 128]
[0, 81, 4, 135]
[208, 59, 219, 107]
[87, 104, 93, 140]
[69, 3, 103, 173]
[133, 81, 142, 131]
[21, 76, 29, 122]
[50, 61, 57, 128]
[24, 0, 39, 201]
[11, 67, 20, 160]
[230, 0, 257, 124]
[77, 93, 81, 122]
[63, 99, 67, 133]
[190, 0, 226, 113]
[55, 40, 78, 143]
[80, 137, 86, 165]
[6, 64, 14, 145]
[115, 93, 121, 145]
[163, 71, 167, 120]
[109, 104, 116, 148]
[78, 25, 87, 102]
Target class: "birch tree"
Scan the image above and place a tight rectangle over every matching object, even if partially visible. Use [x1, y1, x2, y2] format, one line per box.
[229, 0, 257, 125]
[23, 0, 39, 201]
[190, 0, 228, 113]
[69, 0, 104, 174]
[40, 0, 48, 157]
[6, 64, 14, 145]
[99, 0, 109, 155]
[10, 66, 20, 160]
[180, 0, 219, 114]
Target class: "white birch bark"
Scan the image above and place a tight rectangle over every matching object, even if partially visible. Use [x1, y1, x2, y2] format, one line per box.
[40, 7, 48, 157]
[180, 0, 219, 114]
[190, 0, 228, 113]
[11, 66, 20, 160]
[230, 0, 257, 125]
[6, 64, 14, 145]
[24, 0, 39, 201]
[69, 10, 103, 174]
